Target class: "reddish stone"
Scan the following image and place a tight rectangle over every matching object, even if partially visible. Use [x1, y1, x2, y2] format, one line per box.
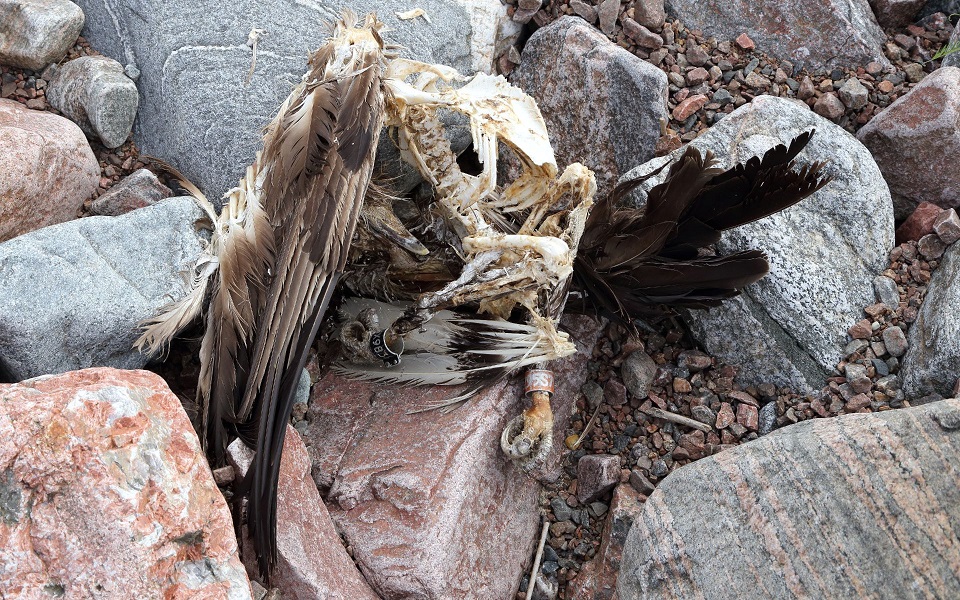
[0, 99, 98, 242]
[736, 403, 759, 431]
[604, 378, 627, 407]
[672, 94, 708, 121]
[897, 201, 943, 243]
[727, 390, 759, 407]
[568, 485, 645, 600]
[229, 427, 378, 599]
[0, 368, 250, 598]
[845, 393, 873, 411]
[578, 454, 622, 503]
[715, 402, 736, 429]
[848, 319, 874, 339]
[672, 377, 693, 393]
[303, 315, 600, 599]
[858, 68, 960, 219]
[813, 92, 846, 121]
[735, 33, 755, 50]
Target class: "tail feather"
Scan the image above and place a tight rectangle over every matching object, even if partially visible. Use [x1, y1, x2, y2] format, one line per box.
[576, 130, 830, 325]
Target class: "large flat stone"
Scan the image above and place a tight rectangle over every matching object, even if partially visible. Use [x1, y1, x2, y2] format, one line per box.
[0, 197, 205, 380]
[857, 67, 960, 218]
[664, 0, 889, 71]
[618, 399, 960, 599]
[302, 315, 600, 600]
[0, 98, 98, 242]
[71, 0, 517, 201]
[623, 95, 894, 392]
[510, 16, 668, 197]
[0, 368, 250, 599]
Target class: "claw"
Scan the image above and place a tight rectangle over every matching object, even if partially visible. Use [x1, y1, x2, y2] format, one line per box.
[500, 371, 555, 471]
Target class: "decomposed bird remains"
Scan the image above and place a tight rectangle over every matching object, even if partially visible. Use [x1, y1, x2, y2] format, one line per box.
[137, 11, 833, 580]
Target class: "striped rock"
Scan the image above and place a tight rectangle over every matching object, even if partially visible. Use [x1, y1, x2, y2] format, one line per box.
[618, 400, 960, 599]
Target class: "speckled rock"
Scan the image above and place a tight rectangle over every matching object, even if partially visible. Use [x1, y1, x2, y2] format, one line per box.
[0, 0, 84, 70]
[302, 315, 600, 600]
[619, 399, 960, 599]
[46, 55, 139, 148]
[944, 21, 960, 68]
[0, 98, 98, 242]
[568, 485, 645, 600]
[72, 0, 517, 200]
[577, 454, 621, 503]
[857, 67, 960, 218]
[0, 368, 251, 599]
[903, 242, 960, 398]
[664, 0, 890, 71]
[228, 427, 378, 600]
[0, 197, 205, 380]
[90, 168, 172, 216]
[623, 96, 894, 392]
[868, 0, 925, 27]
[510, 16, 668, 197]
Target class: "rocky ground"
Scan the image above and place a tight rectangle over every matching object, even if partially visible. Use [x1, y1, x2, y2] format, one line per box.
[2, 0, 960, 598]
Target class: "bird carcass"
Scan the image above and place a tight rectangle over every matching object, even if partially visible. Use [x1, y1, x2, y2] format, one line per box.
[332, 57, 598, 471]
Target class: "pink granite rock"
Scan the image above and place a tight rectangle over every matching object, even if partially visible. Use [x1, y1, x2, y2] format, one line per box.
[896, 201, 943, 243]
[857, 67, 960, 218]
[228, 427, 378, 600]
[0, 368, 250, 599]
[569, 485, 645, 600]
[303, 315, 600, 600]
[0, 99, 99, 242]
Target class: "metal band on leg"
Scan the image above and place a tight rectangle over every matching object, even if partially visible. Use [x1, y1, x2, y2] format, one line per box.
[524, 369, 554, 397]
[370, 329, 403, 366]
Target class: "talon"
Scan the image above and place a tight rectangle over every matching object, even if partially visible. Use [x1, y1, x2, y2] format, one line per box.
[500, 371, 555, 471]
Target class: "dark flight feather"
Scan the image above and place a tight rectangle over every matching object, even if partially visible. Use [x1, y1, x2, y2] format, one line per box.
[191, 15, 388, 580]
[575, 130, 832, 325]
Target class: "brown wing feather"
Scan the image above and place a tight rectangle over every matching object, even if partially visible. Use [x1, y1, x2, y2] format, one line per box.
[198, 15, 387, 580]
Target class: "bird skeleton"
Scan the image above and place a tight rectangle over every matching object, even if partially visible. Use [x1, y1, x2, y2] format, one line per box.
[333, 56, 597, 469]
[135, 10, 832, 583]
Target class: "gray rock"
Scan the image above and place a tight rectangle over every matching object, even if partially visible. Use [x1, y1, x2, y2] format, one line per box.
[943, 18, 960, 68]
[621, 350, 658, 399]
[758, 401, 777, 435]
[873, 274, 901, 308]
[921, 0, 960, 20]
[869, 0, 925, 28]
[90, 169, 171, 216]
[71, 0, 517, 201]
[619, 399, 960, 599]
[550, 497, 574, 522]
[857, 67, 960, 218]
[47, 56, 139, 149]
[623, 96, 894, 392]
[934, 208, 960, 244]
[577, 454, 621, 503]
[0, 198, 205, 380]
[0, 0, 84, 70]
[664, 0, 889, 71]
[838, 77, 869, 109]
[904, 242, 960, 398]
[597, 0, 620, 35]
[510, 16, 668, 197]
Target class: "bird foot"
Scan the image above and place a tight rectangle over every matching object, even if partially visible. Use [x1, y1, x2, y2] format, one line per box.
[500, 371, 555, 471]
